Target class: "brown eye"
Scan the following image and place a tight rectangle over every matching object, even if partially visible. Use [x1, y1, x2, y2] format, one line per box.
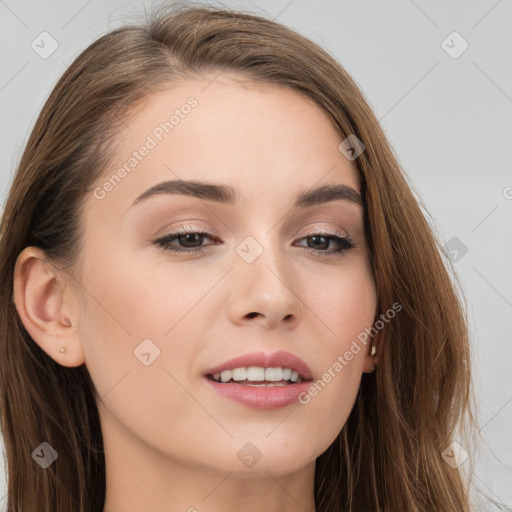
[155, 228, 218, 254]
[294, 232, 355, 257]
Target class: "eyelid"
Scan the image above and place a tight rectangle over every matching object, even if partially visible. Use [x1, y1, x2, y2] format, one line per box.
[297, 224, 350, 240]
[159, 223, 350, 241]
[156, 222, 219, 238]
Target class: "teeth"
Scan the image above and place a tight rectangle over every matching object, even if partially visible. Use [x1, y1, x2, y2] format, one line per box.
[220, 370, 233, 383]
[265, 367, 282, 381]
[232, 368, 246, 381]
[211, 366, 303, 384]
[246, 366, 265, 381]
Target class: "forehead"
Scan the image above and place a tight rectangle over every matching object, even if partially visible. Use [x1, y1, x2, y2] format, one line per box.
[89, 73, 360, 215]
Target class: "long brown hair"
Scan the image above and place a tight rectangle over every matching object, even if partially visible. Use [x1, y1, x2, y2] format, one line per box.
[0, 2, 477, 510]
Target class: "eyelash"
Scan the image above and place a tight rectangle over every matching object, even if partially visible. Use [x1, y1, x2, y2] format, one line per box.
[154, 225, 356, 258]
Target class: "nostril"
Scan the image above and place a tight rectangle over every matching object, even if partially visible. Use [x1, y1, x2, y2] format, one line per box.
[246, 312, 259, 319]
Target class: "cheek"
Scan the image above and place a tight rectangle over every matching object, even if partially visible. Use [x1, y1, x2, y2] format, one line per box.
[294, 260, 376, 445]
[75, 261, 208, 459]
[78, 244, 208, 342]
[75, 245, 210, 417]
[74, 248, 173, 397]
[307, 257, 377, 347]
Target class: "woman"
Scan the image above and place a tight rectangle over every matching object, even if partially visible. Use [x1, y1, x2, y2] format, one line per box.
[0, 3, 476, 511]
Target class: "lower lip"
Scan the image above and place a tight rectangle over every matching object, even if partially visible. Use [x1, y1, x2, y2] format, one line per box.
[203, 377, 312, 410]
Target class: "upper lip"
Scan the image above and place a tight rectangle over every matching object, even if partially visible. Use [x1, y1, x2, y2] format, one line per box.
[204, 350, 313, 381]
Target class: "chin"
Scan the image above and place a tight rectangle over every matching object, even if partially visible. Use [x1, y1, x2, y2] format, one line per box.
[201, 436, 319, 478]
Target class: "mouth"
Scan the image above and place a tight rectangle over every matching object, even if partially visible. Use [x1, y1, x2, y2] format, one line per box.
[202, 350, 313, 409]
[203, 349, 313, 384]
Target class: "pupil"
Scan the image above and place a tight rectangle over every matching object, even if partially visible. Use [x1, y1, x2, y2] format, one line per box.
[310, 235, 328, 250]
[181, 233, 201, 247]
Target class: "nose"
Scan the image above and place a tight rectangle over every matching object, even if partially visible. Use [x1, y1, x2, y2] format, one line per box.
[227, 237, 303, 329]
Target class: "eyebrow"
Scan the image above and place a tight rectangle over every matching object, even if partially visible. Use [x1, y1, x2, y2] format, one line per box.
[129, 179, 364, 209]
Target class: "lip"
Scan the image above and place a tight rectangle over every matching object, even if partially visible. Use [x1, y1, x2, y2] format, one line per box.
[204, 350, 313, 381]
[203, 378, 312, 410]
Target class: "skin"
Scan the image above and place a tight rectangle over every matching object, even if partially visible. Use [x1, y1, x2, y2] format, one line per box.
[14, 73, 378, 512]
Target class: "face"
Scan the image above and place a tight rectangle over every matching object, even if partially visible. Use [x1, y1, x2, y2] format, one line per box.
[72, 74, 377, 476]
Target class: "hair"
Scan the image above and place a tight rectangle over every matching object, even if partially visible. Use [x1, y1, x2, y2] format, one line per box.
[0, 2, 479, 510]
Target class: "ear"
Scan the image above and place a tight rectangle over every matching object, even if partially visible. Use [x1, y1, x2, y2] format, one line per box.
[13, 246, 85, 367]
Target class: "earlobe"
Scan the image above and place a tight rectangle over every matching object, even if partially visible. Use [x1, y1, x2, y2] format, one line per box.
[13, 246, 85, 368]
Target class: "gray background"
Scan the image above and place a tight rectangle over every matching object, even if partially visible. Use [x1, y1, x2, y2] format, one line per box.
[1, 0, 511, 509]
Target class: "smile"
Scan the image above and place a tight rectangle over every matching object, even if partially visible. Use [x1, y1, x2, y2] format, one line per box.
[207, 366, 304, 384]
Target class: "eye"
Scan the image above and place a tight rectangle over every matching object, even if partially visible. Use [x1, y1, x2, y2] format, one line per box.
[154, 226, 356, 257]
[294, 232, 355, 257]
[155, 226, 218, 254]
